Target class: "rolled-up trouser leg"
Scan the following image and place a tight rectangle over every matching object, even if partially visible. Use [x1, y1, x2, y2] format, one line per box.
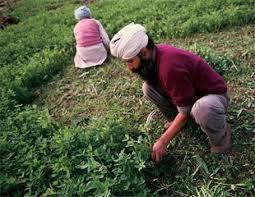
[191, 94, 229, 146]
[142, 82, 177, 120]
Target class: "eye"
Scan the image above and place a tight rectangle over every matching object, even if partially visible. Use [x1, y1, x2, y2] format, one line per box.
[124, 59, 133, 64]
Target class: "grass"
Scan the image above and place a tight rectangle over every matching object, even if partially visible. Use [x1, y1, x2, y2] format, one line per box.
[0, 0, 255, 196]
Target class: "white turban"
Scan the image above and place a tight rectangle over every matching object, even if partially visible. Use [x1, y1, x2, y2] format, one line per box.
[110, 23, 148, 60]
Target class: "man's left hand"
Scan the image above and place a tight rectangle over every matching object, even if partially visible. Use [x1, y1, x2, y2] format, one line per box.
[151, 139, 167, 162]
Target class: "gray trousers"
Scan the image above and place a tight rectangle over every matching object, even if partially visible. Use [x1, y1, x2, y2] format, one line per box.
[142, 82, 229, 146]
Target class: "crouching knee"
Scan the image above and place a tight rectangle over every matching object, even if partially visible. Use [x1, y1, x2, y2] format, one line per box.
[191, 99, 211, 127]
[191, 96, 226, 131]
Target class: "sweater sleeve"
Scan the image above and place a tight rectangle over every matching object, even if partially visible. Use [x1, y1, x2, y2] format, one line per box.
[163, 64, 196, 107]
[95, 20, 110, 49]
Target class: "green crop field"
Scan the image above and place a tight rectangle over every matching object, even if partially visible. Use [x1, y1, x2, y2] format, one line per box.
[0, 0, 254, 196]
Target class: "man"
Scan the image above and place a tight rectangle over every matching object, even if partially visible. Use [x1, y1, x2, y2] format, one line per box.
[110, 23, 231, 162]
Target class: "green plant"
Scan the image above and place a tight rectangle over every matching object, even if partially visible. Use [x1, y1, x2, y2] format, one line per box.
[0, 0, 254, 196]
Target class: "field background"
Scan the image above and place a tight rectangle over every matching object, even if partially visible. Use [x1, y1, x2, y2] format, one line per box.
[0, 0, 254, 196]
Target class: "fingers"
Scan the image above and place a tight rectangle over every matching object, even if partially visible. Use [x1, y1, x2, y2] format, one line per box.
[151, 149, 163, 162]
[151, 147, 157, 162]
[151, 141, 167, 162]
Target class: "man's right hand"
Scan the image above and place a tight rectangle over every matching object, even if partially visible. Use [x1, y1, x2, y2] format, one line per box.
[151, 138, 167, 162]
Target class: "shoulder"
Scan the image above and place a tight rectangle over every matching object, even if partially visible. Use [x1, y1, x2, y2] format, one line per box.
[74, 19, 87, 28]
[88, 18, 100, 25]
[92, 18, 100, 23]
[157, 45, 188, 75]
[74, 21, 81, 33]
[157, 44, 192, 64]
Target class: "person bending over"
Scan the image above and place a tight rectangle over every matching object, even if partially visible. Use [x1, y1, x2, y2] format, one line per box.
[110, 23, 231, 162]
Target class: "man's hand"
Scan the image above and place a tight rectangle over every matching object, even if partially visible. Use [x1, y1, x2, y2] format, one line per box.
[151, 139, 167, 162]
[151, 112, 189, 163]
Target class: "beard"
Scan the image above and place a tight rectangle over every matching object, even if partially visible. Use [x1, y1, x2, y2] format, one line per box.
[131, 57, 157, 85]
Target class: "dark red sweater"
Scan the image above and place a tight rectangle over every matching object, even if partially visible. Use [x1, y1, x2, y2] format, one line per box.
[156, 44, 227, 107]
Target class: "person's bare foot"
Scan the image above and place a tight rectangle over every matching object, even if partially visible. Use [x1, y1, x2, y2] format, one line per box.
[210, 124, 232, 153]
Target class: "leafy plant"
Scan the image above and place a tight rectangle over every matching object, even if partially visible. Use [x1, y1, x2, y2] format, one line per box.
[0, 0, 254, 196]
[1, 110, 152, 196]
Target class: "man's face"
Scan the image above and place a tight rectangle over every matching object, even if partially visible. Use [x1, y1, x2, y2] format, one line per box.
[123, 56, 141, 73]
[123, 53, 157, 85]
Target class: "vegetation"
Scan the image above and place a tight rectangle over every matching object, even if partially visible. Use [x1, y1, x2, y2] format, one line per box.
[0, 0, 254, 196]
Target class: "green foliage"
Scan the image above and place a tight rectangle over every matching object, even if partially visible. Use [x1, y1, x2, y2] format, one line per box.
[194, 180, 226, 197]
[0, 46, 73, 120]
[92, 0, 255, 39]
[0, 5, 74, 67]
[0, 0, 254, 196]
[0, 109, 151, 196]
[189, 44, 235, 75]
[20, 48, 72, 88]
[0, 0, 75, 118]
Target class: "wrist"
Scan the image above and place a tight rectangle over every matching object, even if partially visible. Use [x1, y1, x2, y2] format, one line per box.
[159, 136, 169, 146]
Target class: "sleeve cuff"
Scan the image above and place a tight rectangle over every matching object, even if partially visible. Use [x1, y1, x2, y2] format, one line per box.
[177, 105, 192, 114]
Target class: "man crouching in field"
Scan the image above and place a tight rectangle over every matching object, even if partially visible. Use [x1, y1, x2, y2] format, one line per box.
[109, 23, 231, 162]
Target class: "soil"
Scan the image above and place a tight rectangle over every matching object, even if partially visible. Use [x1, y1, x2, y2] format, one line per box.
[0, 0, 20, 29]
[0, 0, 97, 29]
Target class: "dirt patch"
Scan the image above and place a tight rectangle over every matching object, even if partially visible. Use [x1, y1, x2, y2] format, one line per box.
[0, 0, 20, 29]
[0, 15, 18, 29]
[0, 0, 21, 12]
